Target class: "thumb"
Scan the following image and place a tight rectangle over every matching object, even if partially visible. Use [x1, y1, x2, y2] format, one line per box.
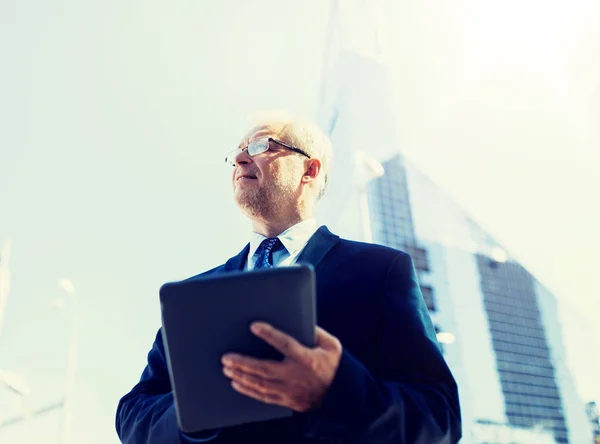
[315, 326, 341, 351]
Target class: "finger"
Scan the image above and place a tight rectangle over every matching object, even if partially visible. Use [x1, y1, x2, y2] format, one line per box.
[230, 380, 285, 407]
[222, 353, 284, 379]
[251, 322, 310, 362]
[315, 326, 341, 351]
[223, 367, 283, 394]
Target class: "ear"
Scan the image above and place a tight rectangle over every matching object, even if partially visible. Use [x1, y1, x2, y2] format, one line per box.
[301, 159, 322, 185]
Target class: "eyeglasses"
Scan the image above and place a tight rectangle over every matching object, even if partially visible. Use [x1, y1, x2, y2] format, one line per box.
[225, 137, 311, 166]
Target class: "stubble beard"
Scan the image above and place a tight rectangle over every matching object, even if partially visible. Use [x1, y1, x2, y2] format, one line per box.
[235, 173, 298, 222]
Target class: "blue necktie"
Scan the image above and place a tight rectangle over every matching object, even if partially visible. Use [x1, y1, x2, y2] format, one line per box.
[254, 237, 283, 269]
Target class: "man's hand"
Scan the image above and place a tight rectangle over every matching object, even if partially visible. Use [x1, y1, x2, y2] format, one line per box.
[221, 322, 343, 413]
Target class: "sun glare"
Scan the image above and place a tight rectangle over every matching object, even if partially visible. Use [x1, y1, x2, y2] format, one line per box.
[469, 0, 577, 60]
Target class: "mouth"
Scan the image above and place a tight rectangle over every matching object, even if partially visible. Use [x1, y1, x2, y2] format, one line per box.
[236, 175, 258, 181]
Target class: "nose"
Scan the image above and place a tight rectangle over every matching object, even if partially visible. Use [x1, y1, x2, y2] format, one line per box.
[233, 147, 252, 166]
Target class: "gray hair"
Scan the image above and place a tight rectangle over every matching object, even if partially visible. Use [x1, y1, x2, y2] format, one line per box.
[245, 110, 333, 200]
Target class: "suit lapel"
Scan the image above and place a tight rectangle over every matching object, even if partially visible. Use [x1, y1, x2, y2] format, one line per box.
[222, 225, 339, 272]
[296, 225, 340, 269]
[223, 244, 250, 272]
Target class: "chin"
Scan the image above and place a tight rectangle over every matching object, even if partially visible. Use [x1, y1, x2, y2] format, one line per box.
[237, 202, 263, 221]
[235, 191, 259, 211]
[236, 193, 274, 220]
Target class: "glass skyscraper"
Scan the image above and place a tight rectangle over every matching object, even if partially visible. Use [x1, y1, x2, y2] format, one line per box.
[316, 2, 592, 442]
[364, 154, 591, 443]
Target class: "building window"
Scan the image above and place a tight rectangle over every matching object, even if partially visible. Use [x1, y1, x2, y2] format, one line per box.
[420, 285, 436, 312]
[401, 244, 430, 272]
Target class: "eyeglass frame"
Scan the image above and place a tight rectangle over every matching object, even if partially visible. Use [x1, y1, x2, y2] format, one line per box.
[225, 137, 312, 166]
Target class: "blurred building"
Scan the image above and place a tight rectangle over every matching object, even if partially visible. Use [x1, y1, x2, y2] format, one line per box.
[586, 402, 600, 443]
[316, 1, 593, 442]
[364, 154, 591, 443]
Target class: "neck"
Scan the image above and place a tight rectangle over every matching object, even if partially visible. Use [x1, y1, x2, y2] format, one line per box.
[251, 210, 312, 238]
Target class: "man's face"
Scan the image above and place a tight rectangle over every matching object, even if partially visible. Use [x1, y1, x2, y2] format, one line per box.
[231, 124, 305, 219]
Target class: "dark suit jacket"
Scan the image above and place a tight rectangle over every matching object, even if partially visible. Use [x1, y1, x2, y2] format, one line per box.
[116, 226, 462, 443]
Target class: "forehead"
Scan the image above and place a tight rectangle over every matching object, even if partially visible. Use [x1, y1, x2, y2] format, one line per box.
[238, 123, 287, 148]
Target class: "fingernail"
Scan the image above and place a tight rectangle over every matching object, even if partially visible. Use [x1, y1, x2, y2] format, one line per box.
[251, 322, 267, 333]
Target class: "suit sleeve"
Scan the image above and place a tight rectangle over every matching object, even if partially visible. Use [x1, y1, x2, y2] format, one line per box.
[115, 329, 221, 443]
[304, 252, 462, 443]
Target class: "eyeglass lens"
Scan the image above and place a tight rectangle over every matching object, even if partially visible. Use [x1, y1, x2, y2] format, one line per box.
[226, 139, 270, 165]
[248, 139, 269, 155]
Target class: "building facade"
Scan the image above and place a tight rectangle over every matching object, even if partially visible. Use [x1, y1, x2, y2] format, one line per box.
[317, 1, 592, 441]
[364, 154, 591, 443]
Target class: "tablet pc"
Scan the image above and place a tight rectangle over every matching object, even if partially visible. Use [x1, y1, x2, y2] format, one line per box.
[159, 264, 316, 433]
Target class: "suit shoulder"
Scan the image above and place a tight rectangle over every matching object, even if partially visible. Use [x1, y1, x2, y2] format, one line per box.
[337, 237, 409, 259]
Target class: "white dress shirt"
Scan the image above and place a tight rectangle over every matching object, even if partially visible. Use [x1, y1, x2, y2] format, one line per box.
[246, 218, 319, 271]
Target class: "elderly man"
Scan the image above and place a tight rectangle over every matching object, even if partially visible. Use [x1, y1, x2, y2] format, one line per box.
[116, 112, 462, 443]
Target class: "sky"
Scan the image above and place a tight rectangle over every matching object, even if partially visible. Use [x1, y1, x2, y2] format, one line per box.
[0, 1, 599, 443]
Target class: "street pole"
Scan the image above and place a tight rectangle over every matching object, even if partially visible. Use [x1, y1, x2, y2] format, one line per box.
[57, 279, 78, 444]
[0, 239, 12, 343]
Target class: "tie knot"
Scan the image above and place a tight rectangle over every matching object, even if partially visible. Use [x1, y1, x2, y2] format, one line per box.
[263, 236, 280, 250]
[254, 237, 283, 269]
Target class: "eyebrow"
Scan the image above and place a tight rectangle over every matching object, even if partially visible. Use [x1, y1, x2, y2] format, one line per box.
[238, 137, 259, 149]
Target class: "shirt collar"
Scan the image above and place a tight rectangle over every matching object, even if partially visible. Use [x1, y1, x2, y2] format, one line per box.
[248, 218, 319, 258]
